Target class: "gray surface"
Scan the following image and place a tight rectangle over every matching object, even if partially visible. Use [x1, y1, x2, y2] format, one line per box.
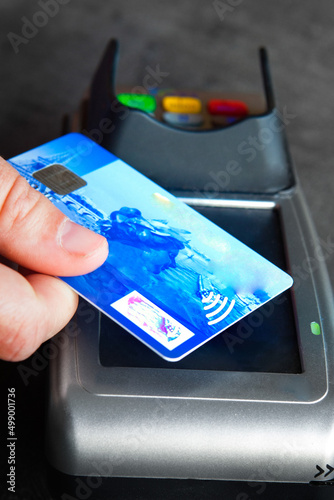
[1, 0, 333, 285]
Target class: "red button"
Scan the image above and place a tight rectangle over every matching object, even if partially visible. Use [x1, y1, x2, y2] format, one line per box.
[207, 99, 249, 117]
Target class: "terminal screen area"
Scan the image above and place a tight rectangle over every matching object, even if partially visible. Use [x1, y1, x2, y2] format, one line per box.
[100, 206, 301, 374]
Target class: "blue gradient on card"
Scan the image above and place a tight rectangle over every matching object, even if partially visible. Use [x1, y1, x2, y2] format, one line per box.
[9, 133, 293, 360]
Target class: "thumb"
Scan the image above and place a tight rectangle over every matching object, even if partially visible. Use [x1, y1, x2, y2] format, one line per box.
[0, 157, 108, 276]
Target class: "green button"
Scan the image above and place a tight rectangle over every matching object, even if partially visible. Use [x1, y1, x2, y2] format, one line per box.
[117, 93, 156, 113]
[310, 321, 321, 336]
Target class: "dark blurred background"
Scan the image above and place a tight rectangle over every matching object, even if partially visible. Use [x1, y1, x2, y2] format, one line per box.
[0, 1, 334, 498]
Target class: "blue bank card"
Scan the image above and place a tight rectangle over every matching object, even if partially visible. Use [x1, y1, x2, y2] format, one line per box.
[10, 133, 293, 361]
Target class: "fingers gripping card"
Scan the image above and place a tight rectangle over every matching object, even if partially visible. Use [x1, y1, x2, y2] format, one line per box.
[9, 133, 293, 361]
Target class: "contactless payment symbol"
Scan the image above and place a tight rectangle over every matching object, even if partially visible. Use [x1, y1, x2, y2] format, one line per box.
[198, 275, 235, 326]
[202, 292, 235, 326]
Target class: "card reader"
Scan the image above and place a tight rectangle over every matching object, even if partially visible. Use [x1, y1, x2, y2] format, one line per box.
[46, 40, 334, 497]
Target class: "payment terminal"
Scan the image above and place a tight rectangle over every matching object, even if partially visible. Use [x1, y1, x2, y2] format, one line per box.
[45, 40, 334, 498]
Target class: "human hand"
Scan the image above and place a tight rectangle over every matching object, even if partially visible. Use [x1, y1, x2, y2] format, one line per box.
[0, 157, 108, 361]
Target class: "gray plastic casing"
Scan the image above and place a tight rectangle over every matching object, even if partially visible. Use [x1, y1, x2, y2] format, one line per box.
[45, 186, 334, 484]
[45, 42, 334, 484]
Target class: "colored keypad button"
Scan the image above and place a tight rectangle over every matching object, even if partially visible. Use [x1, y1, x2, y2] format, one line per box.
[310, 321, 321, 336]
[162, 96, 202, 114]
[117, 93, 157, 113]
[163, 112, 204, 127]
[208, 99, 249, 117]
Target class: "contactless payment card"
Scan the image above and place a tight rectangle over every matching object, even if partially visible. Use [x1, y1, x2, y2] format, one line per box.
[9, 133, 293, 361]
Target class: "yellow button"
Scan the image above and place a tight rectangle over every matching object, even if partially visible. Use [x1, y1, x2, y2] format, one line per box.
[162, 96, 202, 114]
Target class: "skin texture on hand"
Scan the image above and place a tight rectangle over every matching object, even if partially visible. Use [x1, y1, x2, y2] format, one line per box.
[0, 156, 109, 361]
